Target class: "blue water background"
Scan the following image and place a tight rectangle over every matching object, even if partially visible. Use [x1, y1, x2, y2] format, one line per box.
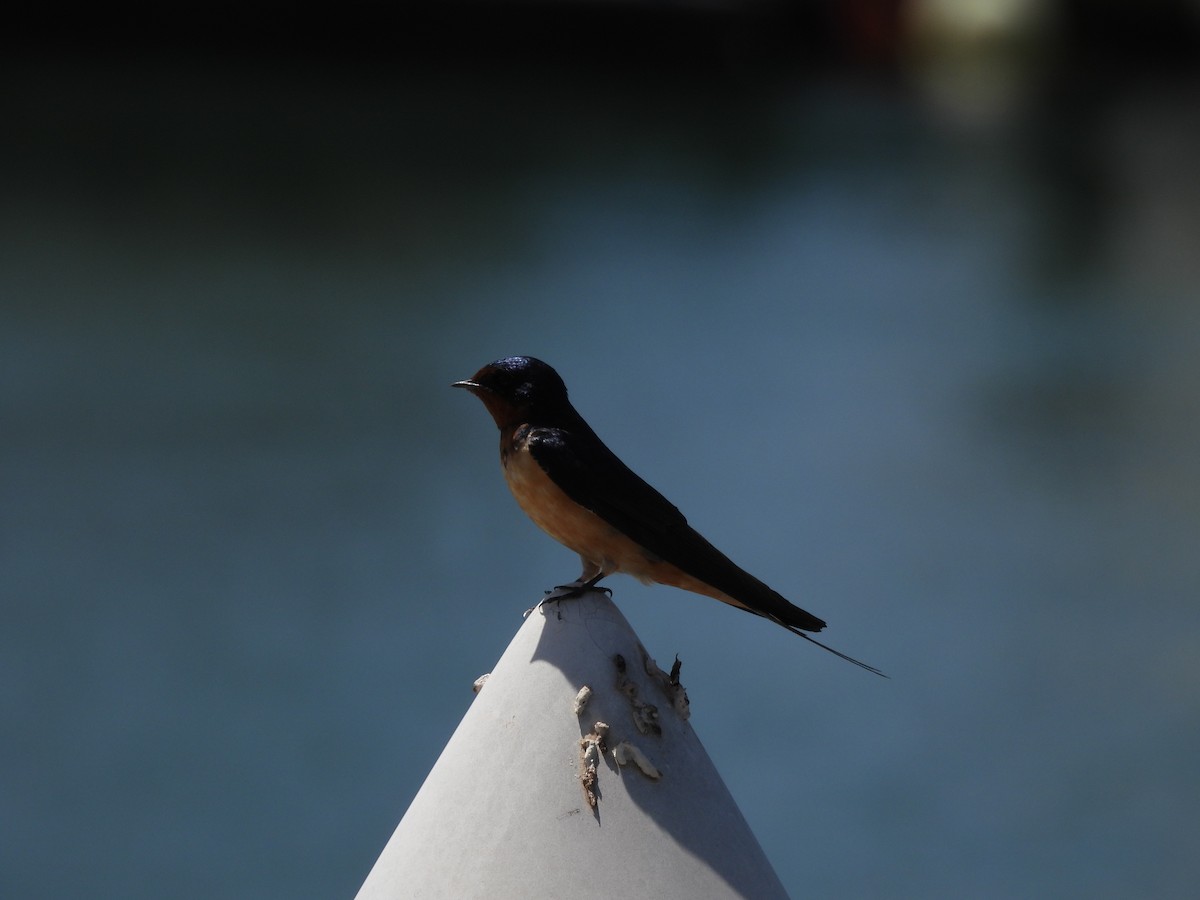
[3, 49, 1198, 898]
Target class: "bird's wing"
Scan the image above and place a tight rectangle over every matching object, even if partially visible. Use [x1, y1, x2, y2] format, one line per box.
[524, 424, 827, 634]
[524, 424, 689, 539]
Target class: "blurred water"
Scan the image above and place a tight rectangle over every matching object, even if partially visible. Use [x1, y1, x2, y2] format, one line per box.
[2, 53, 1198, 899]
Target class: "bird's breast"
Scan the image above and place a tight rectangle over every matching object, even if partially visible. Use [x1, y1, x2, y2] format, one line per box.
[501, 430, 642, 575]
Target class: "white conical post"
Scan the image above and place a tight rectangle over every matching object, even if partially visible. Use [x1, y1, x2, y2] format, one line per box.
[356, 589, 790, 900]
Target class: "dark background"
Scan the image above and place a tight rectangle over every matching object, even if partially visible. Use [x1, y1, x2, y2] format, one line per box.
[4, 2, 1199, 897]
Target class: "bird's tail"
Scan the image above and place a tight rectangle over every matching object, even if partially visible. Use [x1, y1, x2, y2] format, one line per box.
[771, 617, 887, 677]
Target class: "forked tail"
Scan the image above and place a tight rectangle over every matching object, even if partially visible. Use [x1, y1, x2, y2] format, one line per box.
[772, 616, 887, 677]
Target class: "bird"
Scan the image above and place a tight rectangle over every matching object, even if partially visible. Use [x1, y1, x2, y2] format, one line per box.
[453, 356, 883, 676]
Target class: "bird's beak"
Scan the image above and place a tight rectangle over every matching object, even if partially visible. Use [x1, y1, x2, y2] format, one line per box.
[452, 379, 478, 390]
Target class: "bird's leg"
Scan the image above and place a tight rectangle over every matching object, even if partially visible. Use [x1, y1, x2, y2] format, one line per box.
[580, 570, 612, 597]
[542, 558, 611, 602]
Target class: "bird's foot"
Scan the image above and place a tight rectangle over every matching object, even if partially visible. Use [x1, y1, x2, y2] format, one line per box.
[543, 581, 583, 602]
[579, 572, 612, 597]
[535, 578, 611, 617]
[526, 574, 613, 618]
[524, 583, 586, 618]
[542, 581, 591, 602]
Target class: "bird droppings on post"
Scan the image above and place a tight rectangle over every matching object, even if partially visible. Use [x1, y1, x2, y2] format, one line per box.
[613, 740, 662, 780]
[578, 722, 609, 810]
[471, 673, 490, 694]
[614, 653, 662, 736]
[641, 649, 690, 721]
[572, 685, 593, 717]
[573, 647, 677, 809]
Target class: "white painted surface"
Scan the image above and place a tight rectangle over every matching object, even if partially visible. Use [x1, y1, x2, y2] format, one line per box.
[355, 590, 790, 900]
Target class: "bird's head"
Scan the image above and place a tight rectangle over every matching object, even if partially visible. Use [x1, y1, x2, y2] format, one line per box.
[453, 356, 572, 429]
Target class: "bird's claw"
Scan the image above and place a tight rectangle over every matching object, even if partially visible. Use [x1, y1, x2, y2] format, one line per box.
[541, 580, 612, 603]
[543, 582, 586, 602]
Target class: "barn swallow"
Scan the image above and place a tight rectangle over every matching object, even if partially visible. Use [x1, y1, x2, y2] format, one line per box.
[454, 356, 883, 675]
